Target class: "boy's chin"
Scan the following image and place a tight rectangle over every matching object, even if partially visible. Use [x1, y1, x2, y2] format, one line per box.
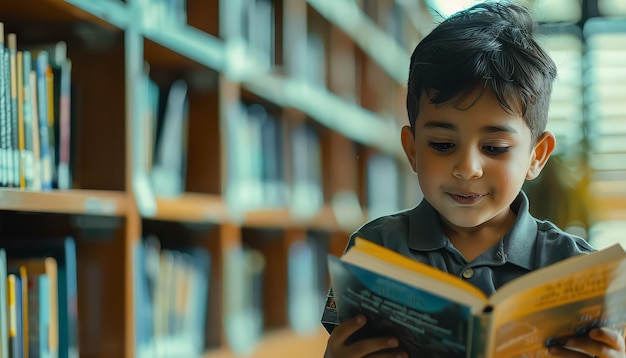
[439, 210, 496, 230]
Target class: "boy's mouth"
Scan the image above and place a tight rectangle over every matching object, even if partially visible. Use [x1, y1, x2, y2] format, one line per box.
[447, 193, 487, 205]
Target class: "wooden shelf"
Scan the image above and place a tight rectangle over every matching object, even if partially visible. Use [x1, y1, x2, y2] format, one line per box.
[152, 193, 349, 231]
[204, 328, 328, 358]
[0, 188, 127, 216]
[244, 205, 341, 231]
[153, 193, 228, 223]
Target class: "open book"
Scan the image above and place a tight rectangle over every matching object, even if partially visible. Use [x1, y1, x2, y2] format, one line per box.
[327, 238, 626, 358]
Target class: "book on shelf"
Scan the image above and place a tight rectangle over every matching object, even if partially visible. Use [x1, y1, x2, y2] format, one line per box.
[7, 273, 19, 358]
[30, 40, 73, 191]
[134, 236, 211, 358]
[132, 63, 158, 217]
[35, 51, 53, 191]
[224, 245, 265, 356]
[287, 239, 326, 335]
[7, 265, 29, 358]
[289, 121, 323, 221]
[0, 248, 8, 358]
[1, 27, 9, 188]
[8, 33, 19, 188]
[150, 79, 189, 198]
[326, 237, 626, 358]
[366, 154, 400, 220]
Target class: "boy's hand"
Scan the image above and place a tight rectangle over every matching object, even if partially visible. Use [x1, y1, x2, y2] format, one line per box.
[548, 328, 626, 357]
[324, 314, 407, 358]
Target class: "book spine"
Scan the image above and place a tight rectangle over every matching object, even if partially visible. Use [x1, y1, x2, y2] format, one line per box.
[7, 274, 18, 358]
[30, 71, 42, 190]
[16, 51, 25, 189]
[36, 52, 52, 191]
[39, 274, 50, 358]
[469, 310, 493, 358]
[1, 47, 8, 187]
[8, 34, 19, 188]
[57, 59, 71, 189]
[0, 248, 8, 358]
[21, 51, 34, 189]
[65, 238, 79, 358]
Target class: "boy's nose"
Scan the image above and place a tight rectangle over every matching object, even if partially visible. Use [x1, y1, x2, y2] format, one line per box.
[452, 149, 483, 180]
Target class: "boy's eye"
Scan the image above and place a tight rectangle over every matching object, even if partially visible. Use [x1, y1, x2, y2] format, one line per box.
[483, 146, 510, 155]
[429, 142, 455, 152]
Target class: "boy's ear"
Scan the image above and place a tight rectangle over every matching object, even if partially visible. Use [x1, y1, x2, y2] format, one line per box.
[526, 131, 556, 180]
[401, 125, 417, 173]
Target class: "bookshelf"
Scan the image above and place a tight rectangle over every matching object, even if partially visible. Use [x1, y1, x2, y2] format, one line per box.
[0, 0, 429, 357]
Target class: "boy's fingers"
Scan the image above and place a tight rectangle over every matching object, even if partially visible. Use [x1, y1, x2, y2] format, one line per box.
[589, 328, 626, 352]
[329, 314, 366, 345]
[327, 316, 406, 358]
[549, 329, 626, 358]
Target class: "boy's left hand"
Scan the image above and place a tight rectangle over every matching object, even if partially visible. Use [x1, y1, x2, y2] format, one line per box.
[548, 328, 626, 357]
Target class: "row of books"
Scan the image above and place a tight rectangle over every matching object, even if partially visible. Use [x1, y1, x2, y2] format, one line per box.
[223, 236, 329, 355]
[0, 23, 72, 191]
[133, 236, 210, 358]
[131, 69, 406, 223]
[225, 100, 408, 222]
[0, 237, 78, 358]
[225, 102, 324, 221]
[133, 233, 330, 357]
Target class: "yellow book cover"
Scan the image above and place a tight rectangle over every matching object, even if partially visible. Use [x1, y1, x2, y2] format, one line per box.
[327, 237, 626, 358]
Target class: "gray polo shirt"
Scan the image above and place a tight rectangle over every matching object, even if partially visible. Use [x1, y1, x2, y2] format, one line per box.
[321, 191, 595, 333]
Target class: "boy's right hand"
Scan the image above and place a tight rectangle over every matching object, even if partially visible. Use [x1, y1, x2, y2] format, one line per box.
[323, 314, 408, 358]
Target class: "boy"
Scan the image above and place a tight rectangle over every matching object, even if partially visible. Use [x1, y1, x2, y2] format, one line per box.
[321, 2, 626, 358]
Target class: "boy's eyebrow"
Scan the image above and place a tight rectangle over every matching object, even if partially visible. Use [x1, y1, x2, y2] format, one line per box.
[423, 121, 456, 130]
[422, 121, 518, 134]
[482, 124, 518, 134]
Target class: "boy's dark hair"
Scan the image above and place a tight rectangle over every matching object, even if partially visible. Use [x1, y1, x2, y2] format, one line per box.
[406, 1, 557, 142]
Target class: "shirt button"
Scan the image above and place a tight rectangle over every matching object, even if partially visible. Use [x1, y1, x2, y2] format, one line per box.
[462, 268, 474, 279]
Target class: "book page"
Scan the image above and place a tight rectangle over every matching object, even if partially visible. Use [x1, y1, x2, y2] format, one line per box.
[487, 247, 626, 357]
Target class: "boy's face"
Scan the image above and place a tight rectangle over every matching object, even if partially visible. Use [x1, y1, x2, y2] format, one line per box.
[401, 87, 555, 231]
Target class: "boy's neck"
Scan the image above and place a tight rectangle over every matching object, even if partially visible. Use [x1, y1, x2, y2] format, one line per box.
[442, 208, 516, 262]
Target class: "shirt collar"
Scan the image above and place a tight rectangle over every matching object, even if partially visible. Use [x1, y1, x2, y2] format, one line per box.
[407, 191, 537, 270]
[500, 191, 537, 270]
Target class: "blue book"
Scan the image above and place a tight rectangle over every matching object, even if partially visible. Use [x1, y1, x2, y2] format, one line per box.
[14, 276, 23, 358]
[38, 275, 50, 358]
[0, 249, 9, 358]
[35, 52, 52, 190]
[187, 247, 210, 355]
